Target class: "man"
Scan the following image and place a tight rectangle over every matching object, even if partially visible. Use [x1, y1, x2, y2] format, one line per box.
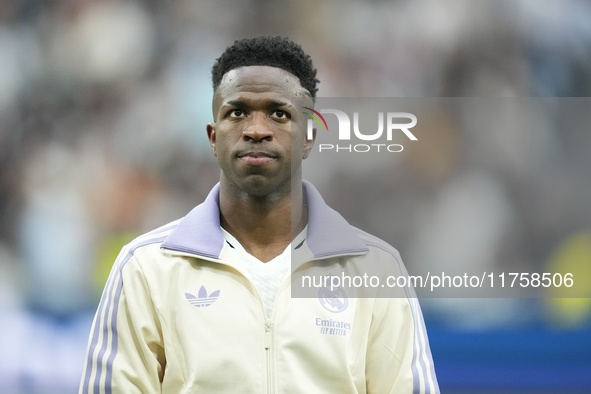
[80, 36, 439, 394]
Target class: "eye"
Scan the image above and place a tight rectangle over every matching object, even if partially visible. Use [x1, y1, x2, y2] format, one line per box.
[272, 110, 289, 119]
[229, 109, 245, 118]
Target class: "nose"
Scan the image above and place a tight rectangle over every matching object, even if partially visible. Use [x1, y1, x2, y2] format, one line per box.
[242, 112, 273, 142]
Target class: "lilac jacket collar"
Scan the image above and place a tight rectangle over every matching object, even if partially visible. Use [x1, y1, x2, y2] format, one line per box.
[161, 180, 369, 259]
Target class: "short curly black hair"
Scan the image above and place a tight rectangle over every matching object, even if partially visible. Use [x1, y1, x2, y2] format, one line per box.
[212, 35, 319, 97]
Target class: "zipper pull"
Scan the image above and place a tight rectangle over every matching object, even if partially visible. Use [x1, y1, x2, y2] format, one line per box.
[265, 321, 272, 349]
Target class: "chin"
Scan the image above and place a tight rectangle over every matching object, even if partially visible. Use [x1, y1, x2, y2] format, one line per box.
[237, 175, 290, 199]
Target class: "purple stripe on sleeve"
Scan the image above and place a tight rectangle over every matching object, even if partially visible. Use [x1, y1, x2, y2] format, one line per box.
[396, 258, 430, 394]
[407, 285, 427, 394]
[397, 262, 435, 394]
[410, 307, 422, 394]
[92, 266, 123, 393]
[412, 297, 431, 394]
[417, 300, 440, 393]
[82, 221, 178, 393]
[81, 251, 120, 394]
[104, 235, 169, 394]
[361, 240, 433, 394]
[104, 267, 125, 394]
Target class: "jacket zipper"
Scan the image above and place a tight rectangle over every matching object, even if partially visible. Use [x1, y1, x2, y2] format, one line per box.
[265, 319, 273, 394]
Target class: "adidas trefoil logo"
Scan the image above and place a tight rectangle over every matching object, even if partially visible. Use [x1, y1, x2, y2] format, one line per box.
[185, 286, 220, 308]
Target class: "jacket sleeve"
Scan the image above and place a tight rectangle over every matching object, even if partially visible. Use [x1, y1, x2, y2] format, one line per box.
[79, 253, 165, 394]
[365, 251, 439, 394]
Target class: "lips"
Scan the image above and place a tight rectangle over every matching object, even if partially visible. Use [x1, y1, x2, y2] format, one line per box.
[237, 151, 277, 166]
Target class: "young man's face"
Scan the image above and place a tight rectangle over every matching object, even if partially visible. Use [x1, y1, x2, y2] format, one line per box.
[207, 66, 314, 198]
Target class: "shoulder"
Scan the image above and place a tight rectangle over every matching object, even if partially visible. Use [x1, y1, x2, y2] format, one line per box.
[352, 226, 403, 262]
[348, 226, 414, 283]
[114, 219, 183, 272]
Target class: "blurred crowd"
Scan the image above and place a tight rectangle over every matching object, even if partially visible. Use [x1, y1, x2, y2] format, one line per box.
[307, 98, 591, 330]
[0, 0, 590, 391]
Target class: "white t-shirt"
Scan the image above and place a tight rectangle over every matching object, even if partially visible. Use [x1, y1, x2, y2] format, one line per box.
[221, 226, 308, 318]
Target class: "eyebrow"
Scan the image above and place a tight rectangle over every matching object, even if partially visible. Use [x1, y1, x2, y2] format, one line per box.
[221, 100, 291, 109]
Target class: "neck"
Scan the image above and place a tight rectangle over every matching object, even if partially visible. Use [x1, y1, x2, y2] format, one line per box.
[219, 175, 307, 263]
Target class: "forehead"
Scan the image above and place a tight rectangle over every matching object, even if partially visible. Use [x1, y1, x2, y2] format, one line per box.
[214, 66, 308, 104]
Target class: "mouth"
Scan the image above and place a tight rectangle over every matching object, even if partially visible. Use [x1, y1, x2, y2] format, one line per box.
[237, 151, 277, 166]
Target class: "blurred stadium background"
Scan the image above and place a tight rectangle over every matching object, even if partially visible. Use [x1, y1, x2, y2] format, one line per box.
[0, 0, 590, 392]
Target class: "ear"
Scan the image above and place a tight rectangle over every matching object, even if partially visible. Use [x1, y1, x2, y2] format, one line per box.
[206, 123, 217, 156]
[302, 127, 316, 160]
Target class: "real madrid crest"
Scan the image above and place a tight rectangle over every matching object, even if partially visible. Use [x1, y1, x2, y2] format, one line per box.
[318, 278, 348, 313]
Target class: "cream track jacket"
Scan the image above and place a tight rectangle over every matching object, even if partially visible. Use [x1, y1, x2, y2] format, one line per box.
[80, 181, 439, 394]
